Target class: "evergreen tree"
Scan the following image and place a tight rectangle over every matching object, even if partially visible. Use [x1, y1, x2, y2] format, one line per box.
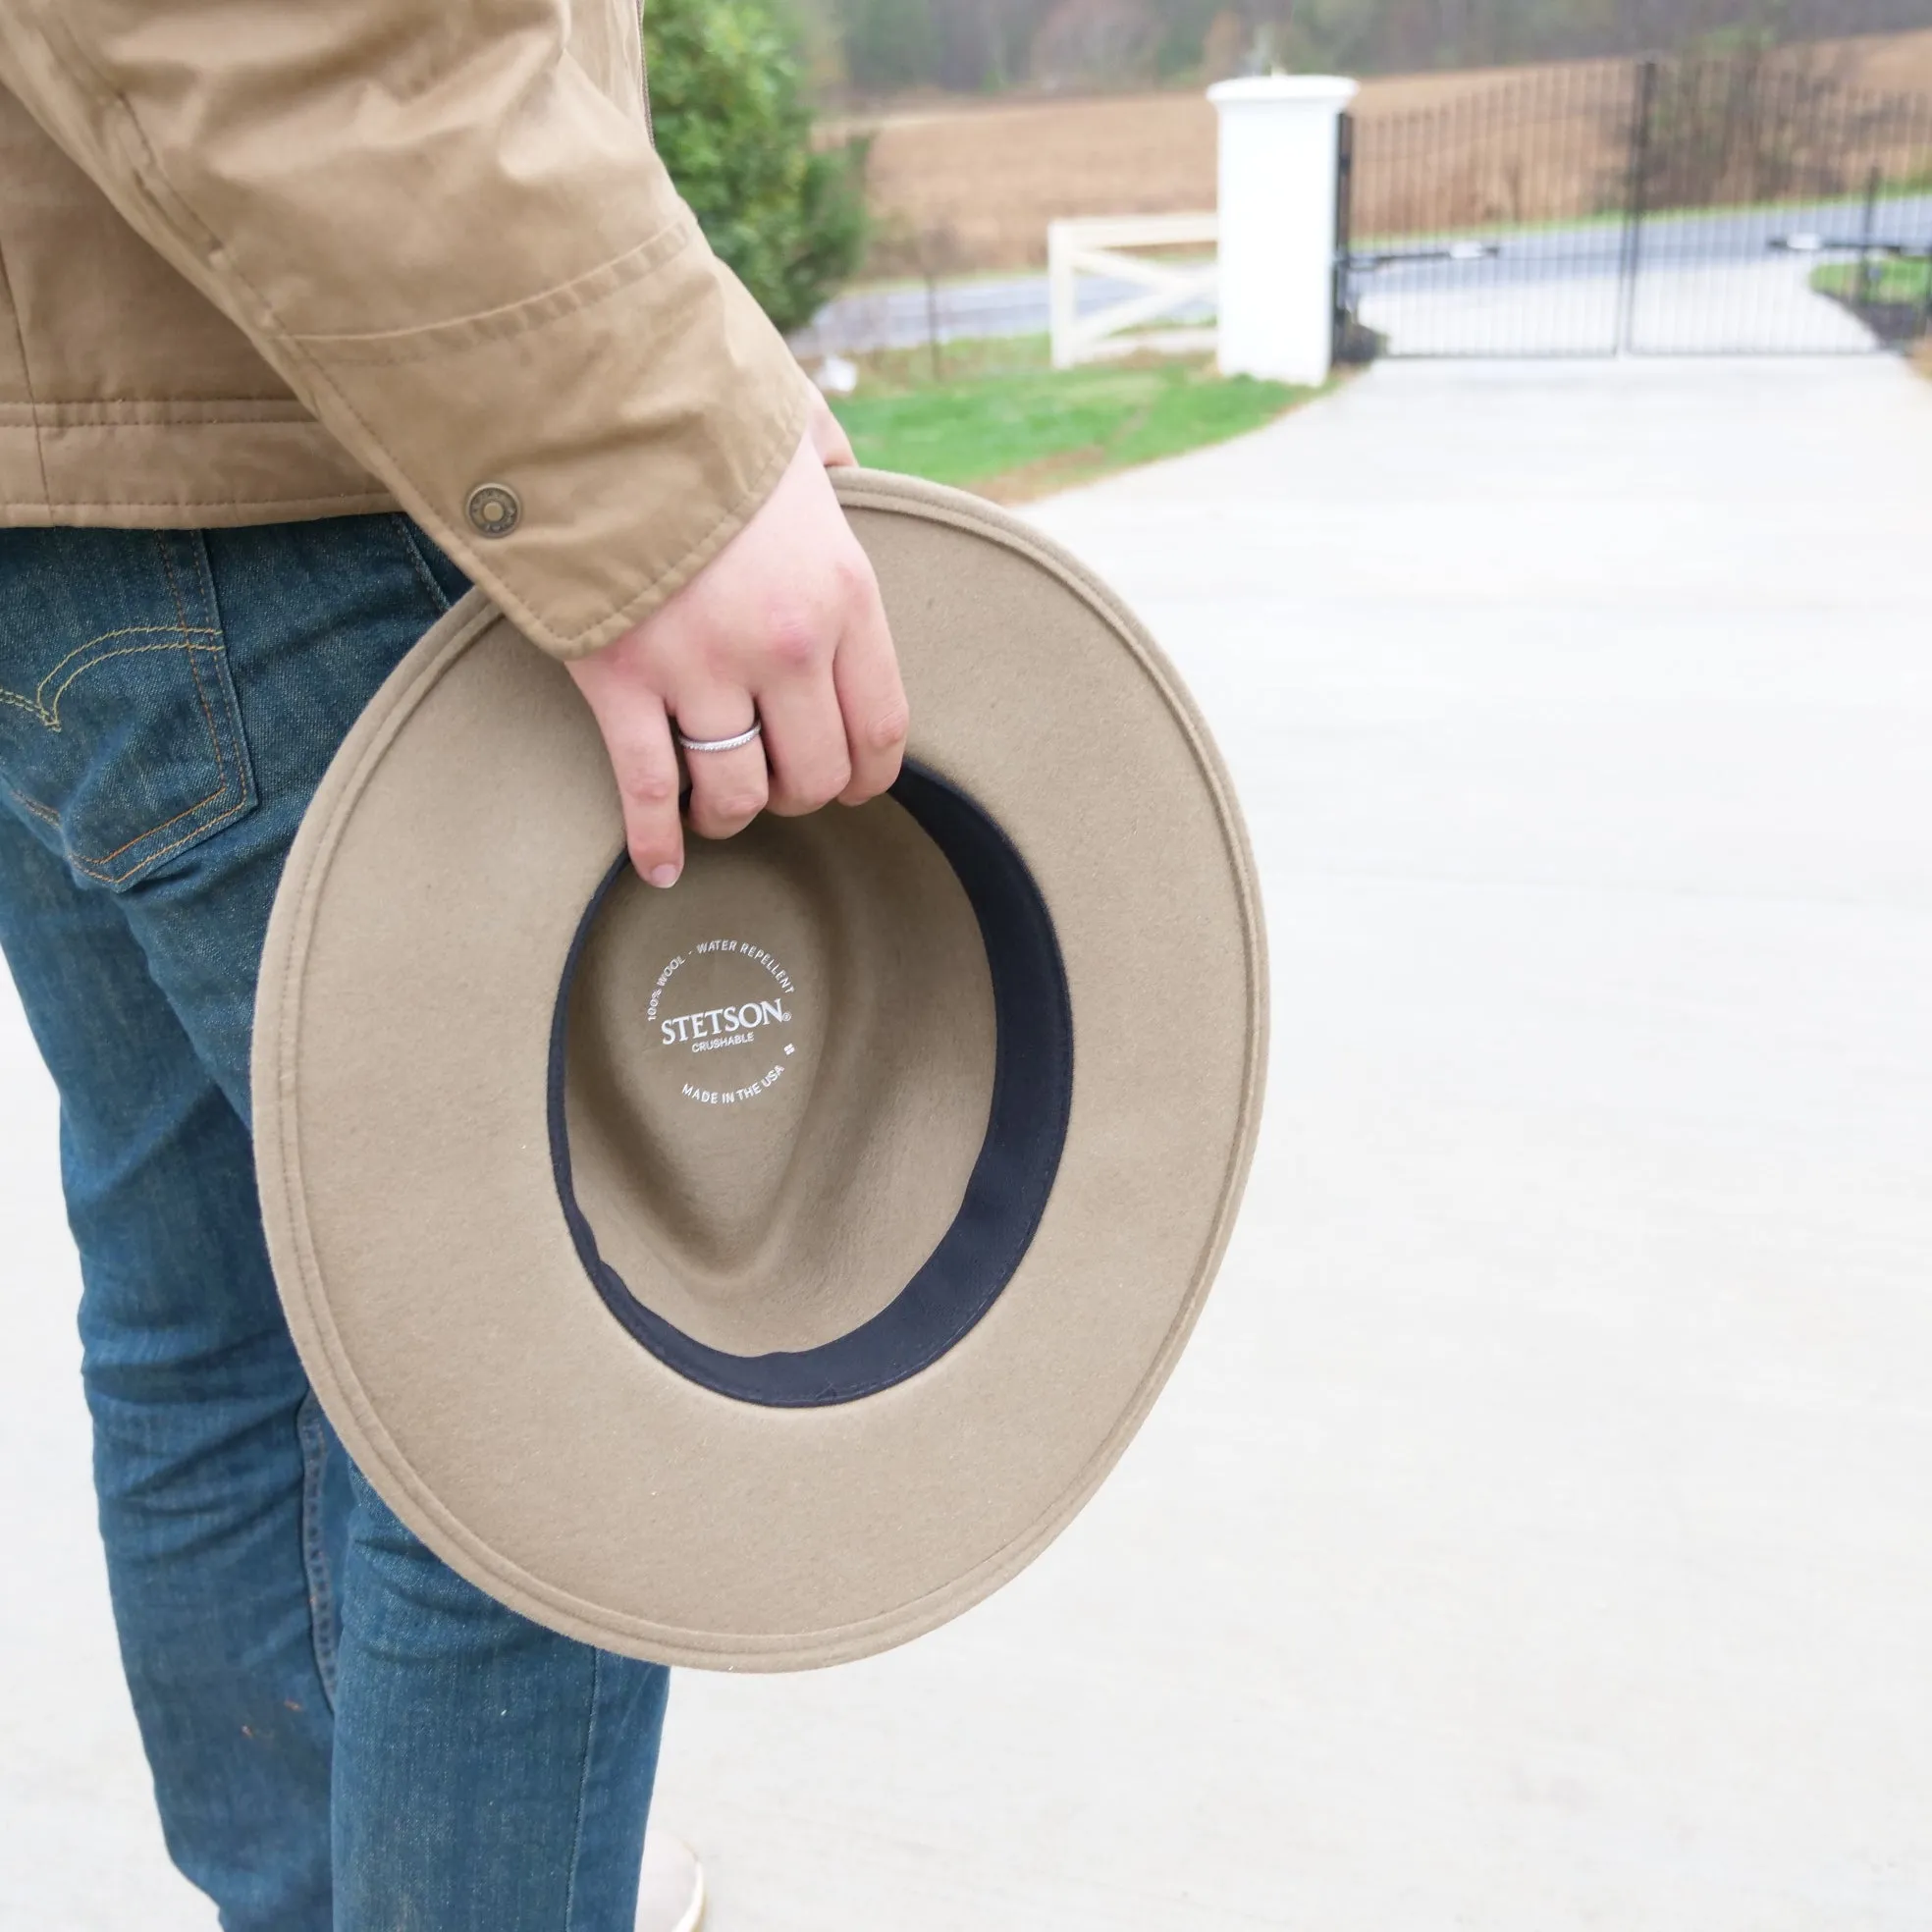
[646, 0, 870, 333]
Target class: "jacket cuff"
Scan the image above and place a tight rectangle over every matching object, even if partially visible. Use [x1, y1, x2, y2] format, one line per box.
[290, 220, 812, 662]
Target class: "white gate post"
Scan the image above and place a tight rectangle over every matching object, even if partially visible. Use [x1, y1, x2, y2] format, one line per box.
[1047, 220, 1078, 370]
[1208, 75, 1359, 386]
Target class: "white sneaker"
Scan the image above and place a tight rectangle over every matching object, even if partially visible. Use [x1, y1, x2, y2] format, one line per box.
[637, 1828, 705, 1932]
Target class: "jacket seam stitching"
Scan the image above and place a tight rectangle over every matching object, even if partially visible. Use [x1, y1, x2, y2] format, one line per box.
[549, 387, 811, 652]
[23, 19, 232, 290]
[1, 402, 318, 423]
[0, 229, 51, 507]
[24, 11, 681, 379]
[14, 20, 799, 654]
[280, 332, 808, 655]
[287, 216, 699, 367]
[8, 493, 392, 513]
[10, 24, 448, 592]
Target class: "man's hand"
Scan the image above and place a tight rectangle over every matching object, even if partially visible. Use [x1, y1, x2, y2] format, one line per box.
[565, 398, 907, 886]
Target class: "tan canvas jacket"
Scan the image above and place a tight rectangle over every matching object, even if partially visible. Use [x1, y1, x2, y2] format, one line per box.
[0, 0, 810, 660]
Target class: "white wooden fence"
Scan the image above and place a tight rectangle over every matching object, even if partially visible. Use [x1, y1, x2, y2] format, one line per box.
[1046, 213, 1219, 369]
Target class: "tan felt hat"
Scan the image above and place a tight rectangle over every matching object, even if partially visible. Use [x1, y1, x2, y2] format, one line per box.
[253, 469, 1267, 1671]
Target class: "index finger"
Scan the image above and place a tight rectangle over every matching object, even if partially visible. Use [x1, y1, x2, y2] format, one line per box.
[832, 576, 909, 806]
[565, 664, 685, 886]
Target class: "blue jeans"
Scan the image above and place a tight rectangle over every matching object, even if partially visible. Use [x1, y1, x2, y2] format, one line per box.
[0, 517, 670, 1931]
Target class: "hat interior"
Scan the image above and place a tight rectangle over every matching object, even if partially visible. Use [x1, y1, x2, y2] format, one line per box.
[554, 765, 1074, 1407]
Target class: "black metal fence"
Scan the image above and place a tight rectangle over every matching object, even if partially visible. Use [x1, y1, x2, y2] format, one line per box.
[1335, 49, 1932, 357]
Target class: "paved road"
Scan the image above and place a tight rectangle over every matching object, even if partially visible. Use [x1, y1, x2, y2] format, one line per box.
[7, 353, 1932, 1929]
[798, 193, 1932, 356]
[1349, 191, 1932, 291]
[793, 269, 1093, 355]
[1355, 254, 1878, 353]
[1351, 192, 1932, 354]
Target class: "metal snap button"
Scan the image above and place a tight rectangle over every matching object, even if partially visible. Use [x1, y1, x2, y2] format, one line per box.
[466, 483, 521, 537]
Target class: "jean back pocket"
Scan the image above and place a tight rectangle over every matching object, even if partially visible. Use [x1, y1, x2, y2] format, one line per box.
[0, 529, 256, 891]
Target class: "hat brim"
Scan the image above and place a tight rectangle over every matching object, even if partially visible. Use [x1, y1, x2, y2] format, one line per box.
[253, 469, 1266, 1671]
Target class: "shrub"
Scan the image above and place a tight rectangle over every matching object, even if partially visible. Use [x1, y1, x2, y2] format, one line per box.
[645, 0, 870, 334]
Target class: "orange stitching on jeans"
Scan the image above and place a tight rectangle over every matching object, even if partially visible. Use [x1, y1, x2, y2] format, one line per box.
[3, 763, 240, 864]
[5, 784, 61, 829]
[156, 543, 246, 863]
[0, 627, 221, 729]
[157, 538, 191, 640]
[1, 626, 247, 879]
[63, 790, 254, 886]
[4, 650, 233, 840]
[8, 736, 233, 867]
[176, 611, 232, 800]
[0, 532, 252, 884]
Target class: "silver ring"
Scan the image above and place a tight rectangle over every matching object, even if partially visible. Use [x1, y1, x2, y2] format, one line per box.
[674, 718, 763, 754]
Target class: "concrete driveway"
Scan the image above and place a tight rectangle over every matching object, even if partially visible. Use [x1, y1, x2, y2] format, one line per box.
[6, 352, 1932, 1930]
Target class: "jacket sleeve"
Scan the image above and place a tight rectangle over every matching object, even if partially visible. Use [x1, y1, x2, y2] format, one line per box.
[0, 0, 812, 659]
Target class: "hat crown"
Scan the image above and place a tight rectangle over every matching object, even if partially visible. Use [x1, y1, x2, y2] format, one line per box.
[564, 802, 994, 1357]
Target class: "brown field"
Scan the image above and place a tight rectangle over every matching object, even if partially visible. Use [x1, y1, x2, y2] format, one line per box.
[837, 27, 1932, 272]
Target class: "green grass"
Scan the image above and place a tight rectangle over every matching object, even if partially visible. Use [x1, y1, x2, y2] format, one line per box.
[827, 334, 1319, 502]
[1808, 256, 1932, 307]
